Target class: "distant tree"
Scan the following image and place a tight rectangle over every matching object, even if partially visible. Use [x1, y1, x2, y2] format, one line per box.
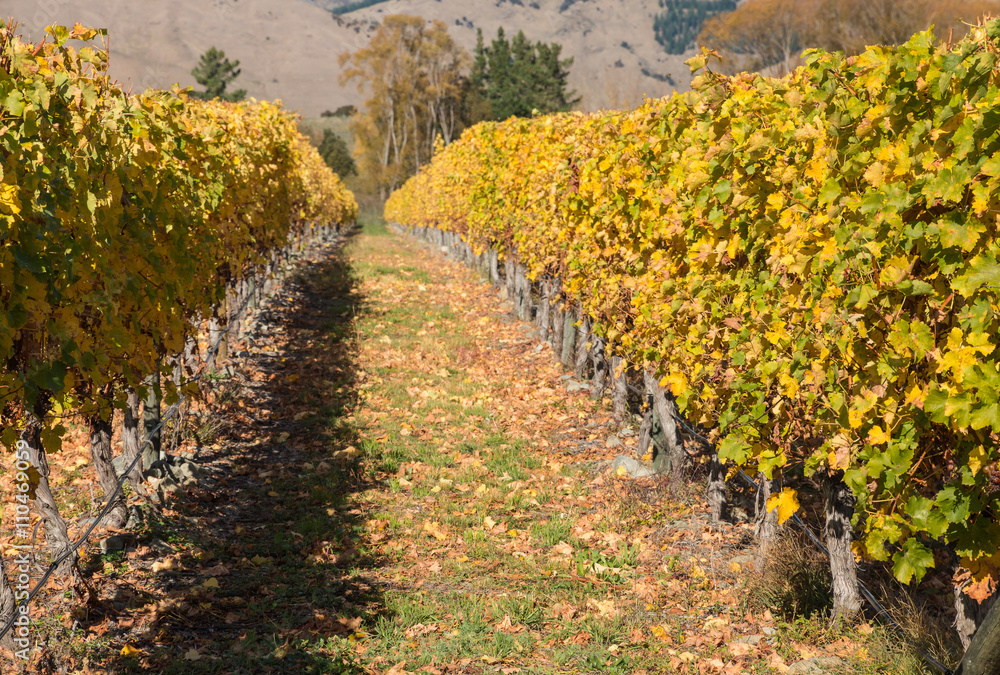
[698, 0, 998, 74]
[321, 105, 359, 118]
[809, 0, 998, 55]
[697, 0, 810, 74]
[468, 28, 580, 121]
[318, 129, 357, 178]
[190, 47, 246, 102]
[340, 15, 468, 199]
[331, 0, 391, 15]
[654, 0, 736, 55]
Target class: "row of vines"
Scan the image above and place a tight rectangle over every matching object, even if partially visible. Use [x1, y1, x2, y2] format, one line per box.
[387, 18, 1000, 647]
[0, 21, 357, 643]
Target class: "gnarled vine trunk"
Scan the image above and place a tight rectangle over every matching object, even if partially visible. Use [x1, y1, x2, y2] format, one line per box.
[611, 356, 628, 422]
[87, 386, 128, 529]
[574, 314, 590, 380]
[589, 336, 608, 400]
[955, 577, 999, 651]
[119, 387, 144, 492]
[20, 411, 77, 577]
[754, 473, 779, 572]
[561, 310, 576, 368]
[707, 451, 728, 526]
[822, 471, 862, 620]
[537, 278, 553, 343]
[642, 370, 686, 488]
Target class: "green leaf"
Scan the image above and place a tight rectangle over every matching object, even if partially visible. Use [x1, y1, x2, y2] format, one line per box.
[819, 179, 842, 205]
[896, 279, 934, 296]
[953, 252, 1000, 296]
[970, 402, 1000, 431]
[718, 435, 750, 465]
[924, 388, 949, 423]
[892, 538, 934, 585]
[905, 496, 949, 537]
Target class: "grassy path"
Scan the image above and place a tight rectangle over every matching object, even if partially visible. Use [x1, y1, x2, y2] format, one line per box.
[65, 222, 936, 674]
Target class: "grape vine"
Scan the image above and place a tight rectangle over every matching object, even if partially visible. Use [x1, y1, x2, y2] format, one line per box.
[387, 19, 1000, 594]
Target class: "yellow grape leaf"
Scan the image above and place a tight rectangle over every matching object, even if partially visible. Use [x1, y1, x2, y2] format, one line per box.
[904, 382, 926, 408]
[765, 487, 800, 525]
[867, 426, 890, 445]
[968, 445, 987, 476]
[662, 372, 688, 397]
[778, 372, 799, 398]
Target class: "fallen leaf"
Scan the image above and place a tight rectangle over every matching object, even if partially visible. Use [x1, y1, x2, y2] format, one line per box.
[768, 652, 789, 673]
[386, 661, 410, 675]
[422, 520, 448, 541]
[552, 541, 573, 556]
[728, 641, 753, 657]
[705, 617, 728, 631]
[587, 598, 618, 618]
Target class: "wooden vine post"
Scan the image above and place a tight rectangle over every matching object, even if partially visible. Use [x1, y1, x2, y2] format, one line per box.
[956, 597, 1000, 675]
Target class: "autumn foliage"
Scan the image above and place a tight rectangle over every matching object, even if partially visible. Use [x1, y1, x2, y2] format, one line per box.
[0, 23, 357, 444]
[387, 19, 1000, 596]
[699, 0, 1000, 73]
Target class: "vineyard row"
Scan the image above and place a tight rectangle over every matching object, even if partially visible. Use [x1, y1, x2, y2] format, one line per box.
[0, 23, 357, 638]
[386, 18, 1000, 647]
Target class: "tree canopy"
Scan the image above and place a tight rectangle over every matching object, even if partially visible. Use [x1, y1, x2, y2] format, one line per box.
[468, 28, 580, 121]
[190, 47, 246, 102]
[317, 130, 357, 179]
[698, 0, 999, 74]
[339, 15, 467, 199]
[654, 0, 736, 55]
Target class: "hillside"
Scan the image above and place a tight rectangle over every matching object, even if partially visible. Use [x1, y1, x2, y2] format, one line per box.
[341, 0, 689, 111]
[7, 0, 691, 116]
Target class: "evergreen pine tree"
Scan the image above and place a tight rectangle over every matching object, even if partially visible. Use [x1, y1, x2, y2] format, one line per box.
[469, 28, 578, 121]
[190, 47, 247, 102]
[317, 130, 357, 179]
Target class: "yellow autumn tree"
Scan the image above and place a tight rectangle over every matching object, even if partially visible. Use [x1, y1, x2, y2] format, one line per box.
[339, 15, 468, 200]
[700, 0, 1000, 74]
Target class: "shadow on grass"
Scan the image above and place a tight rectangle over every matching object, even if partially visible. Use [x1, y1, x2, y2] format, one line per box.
[89, 231, 381, 674]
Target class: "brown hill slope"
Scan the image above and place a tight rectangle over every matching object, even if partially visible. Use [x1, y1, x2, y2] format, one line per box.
[6, 0, 688, 116]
